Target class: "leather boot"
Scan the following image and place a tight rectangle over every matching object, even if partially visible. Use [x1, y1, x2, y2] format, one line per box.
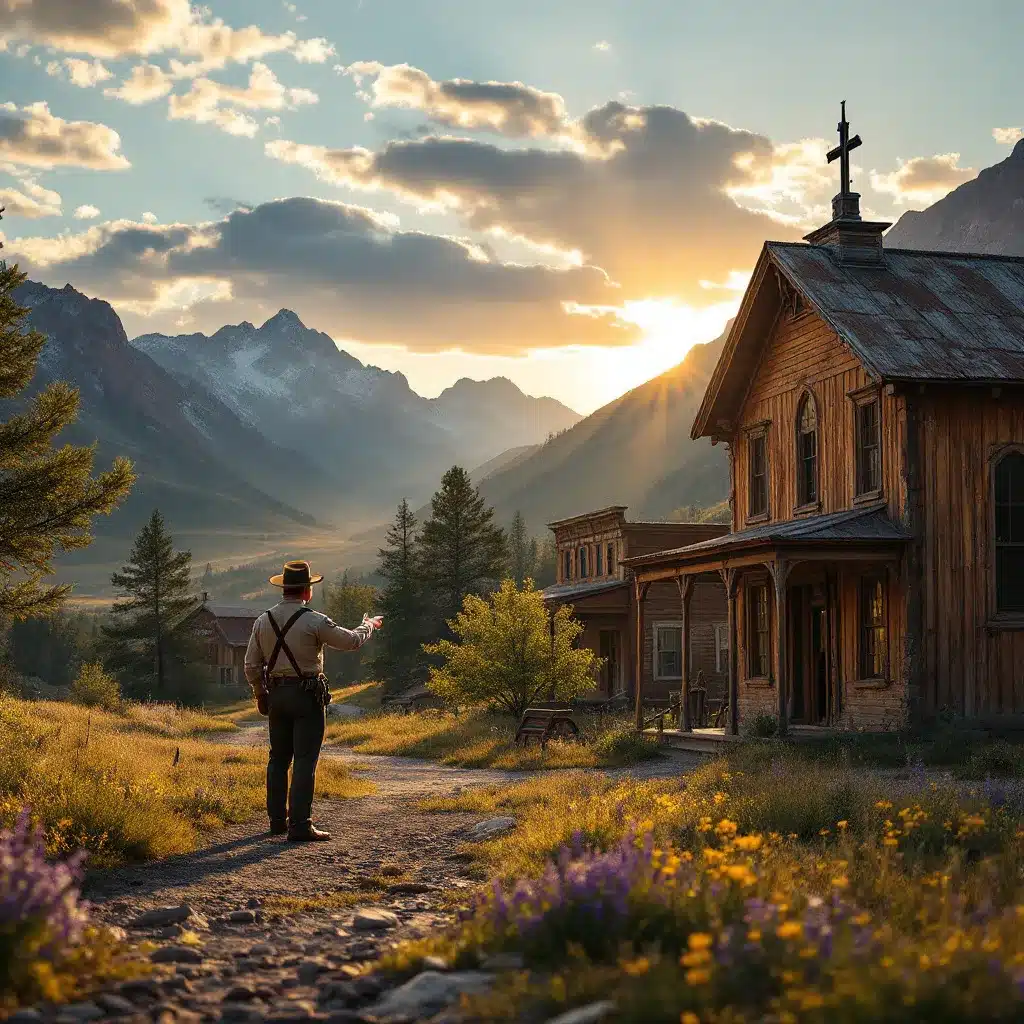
[287, 824, 332, 842]
[269, 821, 288, 836]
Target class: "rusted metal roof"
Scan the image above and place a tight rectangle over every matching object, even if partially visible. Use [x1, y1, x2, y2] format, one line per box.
[541, 578, 629, 602]
[624, 504, 908, 568]
[771, 243, 1024, 382]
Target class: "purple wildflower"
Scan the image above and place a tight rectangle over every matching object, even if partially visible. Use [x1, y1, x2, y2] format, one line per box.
[0, 810, 90, 959]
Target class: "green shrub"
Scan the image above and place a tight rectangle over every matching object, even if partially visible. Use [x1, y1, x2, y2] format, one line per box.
[744, 712, 778, 738]
[591, 726, 661, 765]
[70, 663, 121, 711]
[968, 740, 1023, 778]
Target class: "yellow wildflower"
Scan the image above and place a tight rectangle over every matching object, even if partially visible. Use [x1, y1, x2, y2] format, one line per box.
[685, 968, 711, 986]
[776, 921, 802, 940]
[837, 820, 849, 830]
[621, 957, 651, 976]
[688, 933, 713, 951]
[734, 834, 762, 852]
[875, 800, 893, 810]
[831, 875, 849, 889]
[681, 1014, 700, 1024]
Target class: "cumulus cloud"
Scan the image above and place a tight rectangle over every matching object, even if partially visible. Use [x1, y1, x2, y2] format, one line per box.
[104, 63, 173, 104]
[45, 56, 112, 87]
[4, 198, 636, 353]
[870, 152, 976, 205]
[0, 1, 333, 71]
[0, 178, 61, 218]
[168, 62, 318, 136]
[267, 102, 810, 303]
[344, 62, 571, 138]
[993, 127, 1024, 146]
[0, 101, 130, 171]
[73, 203, 100, 219]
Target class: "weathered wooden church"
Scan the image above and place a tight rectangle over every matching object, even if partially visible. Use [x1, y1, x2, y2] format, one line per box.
[621, 105, 1024, 737]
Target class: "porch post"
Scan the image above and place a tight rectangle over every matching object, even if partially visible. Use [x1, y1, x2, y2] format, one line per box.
[723, 568, 739, 736]
[773, 557, 790, 737]
[633, 579, 650, 731]
[677, 574, 695, 731]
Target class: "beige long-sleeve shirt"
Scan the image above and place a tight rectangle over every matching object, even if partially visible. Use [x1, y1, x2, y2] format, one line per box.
[243, 599, 376, 690]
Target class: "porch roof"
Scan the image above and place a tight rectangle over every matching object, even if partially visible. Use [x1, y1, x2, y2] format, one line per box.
[541, 578, 630, 603]
[622, 503, 909, 573]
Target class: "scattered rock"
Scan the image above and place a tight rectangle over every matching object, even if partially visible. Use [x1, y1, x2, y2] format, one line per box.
[325, 703, 365, 720]
[377, 865, 404, 877]
[96, 994, 137, 1016]
[386, 882, 432, 894]
[246, 897, 262, 909]
[228, 909, 259, 924]
[219, 1004, 264, 1023]
[118, 978, 163, 1000]
[104, 925, 129, 943]
[366, 971, 493, 1020]
[297, 959, 327, 985]
[465, 817, 516, 842]
[352, 908, 399, 931]
[8, 1010, 43, 1023]
[130, 904, 198, 929]
[224, 984, 258, 1002]
[151, 945, 205, 964]
[57, 1003, 102, 1021]
[250, 943, 275, 957]
[481, 952, 525, 971]
[422, 954, 450, 971]
[542, 1001, 617, 1024]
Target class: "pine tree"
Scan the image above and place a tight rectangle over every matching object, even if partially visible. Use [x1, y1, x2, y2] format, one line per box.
[0, 254, 134, 619]
[508, 510, 532, 587]
[101, 509, 196, 700]
[370, 499, 424, 690]
[322, 570, 379, 685]
[419, 467, 507, 633]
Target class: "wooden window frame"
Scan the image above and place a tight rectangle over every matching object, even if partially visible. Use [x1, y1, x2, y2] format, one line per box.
[563, 549, 572, 583]
[794, 389, 822, 515]
[855, 572, 889, 684]
[745, 581, 772, 683]
[578, 545, 588, 579]
[746, 421, 771, 524]
[989, 444, 1024, 629]
[595, 544, 604, 577]
[849, 384, 883, 504]
[653, 620, 683, 681]
[714, 622, 729, 674]
[607, 542, 617, 577]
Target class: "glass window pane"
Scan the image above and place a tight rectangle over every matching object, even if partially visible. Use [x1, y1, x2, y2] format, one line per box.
[997, 548, 1024, 613]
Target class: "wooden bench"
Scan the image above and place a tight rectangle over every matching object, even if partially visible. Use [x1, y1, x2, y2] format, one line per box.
[514, 707, 581, 748]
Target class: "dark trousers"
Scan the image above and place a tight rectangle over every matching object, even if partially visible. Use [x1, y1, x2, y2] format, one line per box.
[267, 682, 326, 832]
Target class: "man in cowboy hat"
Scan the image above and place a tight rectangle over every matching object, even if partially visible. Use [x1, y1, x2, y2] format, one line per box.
[244, 560, 383, 842]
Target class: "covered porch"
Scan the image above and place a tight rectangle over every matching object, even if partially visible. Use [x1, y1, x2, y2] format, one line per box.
[623, 504, 909, 739]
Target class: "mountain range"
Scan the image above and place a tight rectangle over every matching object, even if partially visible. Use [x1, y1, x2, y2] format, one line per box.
[133, 314, 581, 517]
[11, 280, 580, 588]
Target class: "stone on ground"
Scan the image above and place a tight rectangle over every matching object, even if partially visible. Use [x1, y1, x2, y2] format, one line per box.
[130, 904, 199, 928]
[150, 944, 205, 964]
[352, 907, 399, 931]
[465, 816, 516, 841]
[325, 704, 365, 719]
[543, 1001, 617, 1024]
[366, 970, 494, 1020]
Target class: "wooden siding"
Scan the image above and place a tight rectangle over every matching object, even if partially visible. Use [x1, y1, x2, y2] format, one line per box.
[732, 311, 905, 531]
[916, 388, 1024, 717]
[641, 579, 728, 701]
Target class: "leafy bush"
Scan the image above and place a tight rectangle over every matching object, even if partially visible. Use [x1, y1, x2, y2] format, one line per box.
[590, 726, 661, 765]
[424, 580, 600, 718]
[70, 662, 121, 711]
[744, 712, 778, 738]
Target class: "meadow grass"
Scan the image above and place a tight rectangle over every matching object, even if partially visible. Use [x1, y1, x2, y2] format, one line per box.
[0, 695, 372, 868]
[326, 702, 660, 770]
[394, 743, 1024, 1022]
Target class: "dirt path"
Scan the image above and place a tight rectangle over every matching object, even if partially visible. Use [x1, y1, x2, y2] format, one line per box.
[62, 731, 700, 1024]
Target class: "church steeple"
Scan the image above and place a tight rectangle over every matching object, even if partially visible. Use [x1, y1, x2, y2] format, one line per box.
[804, 101, 890, 263]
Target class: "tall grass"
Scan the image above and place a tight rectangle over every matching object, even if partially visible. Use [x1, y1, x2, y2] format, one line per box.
[327, 704, 658, 770]
[0, 696, 372, 867]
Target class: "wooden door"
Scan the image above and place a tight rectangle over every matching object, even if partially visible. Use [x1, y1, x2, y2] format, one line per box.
[599, 629, 620, 697]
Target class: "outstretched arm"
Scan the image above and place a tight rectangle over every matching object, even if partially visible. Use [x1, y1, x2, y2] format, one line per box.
[317, 613, 382, 652]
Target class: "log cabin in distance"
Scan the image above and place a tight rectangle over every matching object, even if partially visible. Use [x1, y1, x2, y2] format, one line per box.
[541, 508, 729, 708]
[619, 104, 1024, 744]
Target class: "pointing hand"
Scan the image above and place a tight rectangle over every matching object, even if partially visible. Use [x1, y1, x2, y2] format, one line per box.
[363, 613, 384, 630]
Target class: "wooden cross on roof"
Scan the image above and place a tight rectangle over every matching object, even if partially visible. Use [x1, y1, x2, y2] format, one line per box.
[826, 101, 862, 196]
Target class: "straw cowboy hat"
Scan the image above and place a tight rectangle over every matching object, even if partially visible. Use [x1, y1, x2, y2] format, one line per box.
[268, 560, 324, 588]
